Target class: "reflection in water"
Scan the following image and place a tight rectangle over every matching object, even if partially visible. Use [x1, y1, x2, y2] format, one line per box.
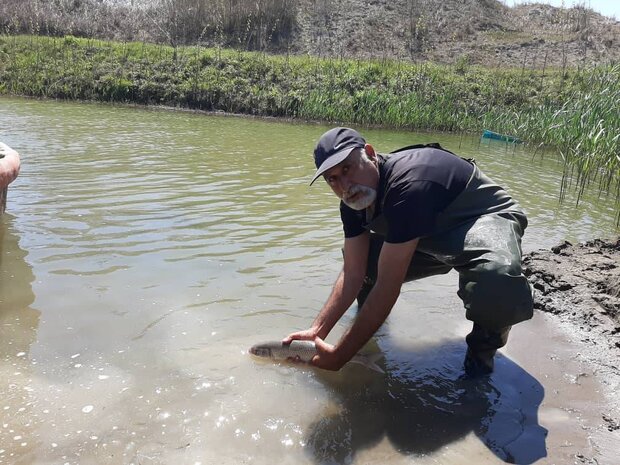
[0, 213, 38, 353]
[307, 340, 547, 465]
[0, 213, 40, 463]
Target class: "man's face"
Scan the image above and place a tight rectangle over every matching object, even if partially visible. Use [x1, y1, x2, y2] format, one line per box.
[323, 148, 379, 210]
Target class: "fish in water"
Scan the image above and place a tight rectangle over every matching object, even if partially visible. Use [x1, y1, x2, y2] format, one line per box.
[249, 340, 384, 373]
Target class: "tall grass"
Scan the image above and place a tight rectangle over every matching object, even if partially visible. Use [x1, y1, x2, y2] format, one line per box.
[0, 35, 618, 218]
[486, 64, 620, 213]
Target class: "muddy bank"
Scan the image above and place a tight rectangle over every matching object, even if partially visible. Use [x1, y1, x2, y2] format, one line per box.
[523, 238, 620, 434]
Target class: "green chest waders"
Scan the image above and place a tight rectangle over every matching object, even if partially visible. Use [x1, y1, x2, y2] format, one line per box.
[359, 164, 534, 375]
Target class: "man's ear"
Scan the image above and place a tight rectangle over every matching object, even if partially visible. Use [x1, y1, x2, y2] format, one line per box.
[365, 144, 376, 161]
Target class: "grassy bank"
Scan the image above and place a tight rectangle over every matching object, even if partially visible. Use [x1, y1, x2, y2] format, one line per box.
[1, 35, 618, 213]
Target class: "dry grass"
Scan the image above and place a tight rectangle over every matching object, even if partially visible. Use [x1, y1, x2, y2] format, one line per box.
[0, 0, 297, 51]
[1, 0, 618, 67]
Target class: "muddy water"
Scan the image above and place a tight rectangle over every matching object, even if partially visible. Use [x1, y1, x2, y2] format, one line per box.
[0, 97, 618, 464]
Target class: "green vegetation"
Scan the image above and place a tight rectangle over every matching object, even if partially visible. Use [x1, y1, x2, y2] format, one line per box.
[1, 35, 618, 216]
[490, 65, 620, 209]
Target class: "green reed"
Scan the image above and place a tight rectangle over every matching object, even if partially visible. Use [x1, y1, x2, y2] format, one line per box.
[485, 64, 620, 216]
[1, 35, 618, 216]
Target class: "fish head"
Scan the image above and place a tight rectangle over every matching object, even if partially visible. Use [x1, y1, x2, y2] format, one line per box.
[249, 344, 272, 358]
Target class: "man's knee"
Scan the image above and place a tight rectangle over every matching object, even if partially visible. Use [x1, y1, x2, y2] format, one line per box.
[458, 263, 533, 330]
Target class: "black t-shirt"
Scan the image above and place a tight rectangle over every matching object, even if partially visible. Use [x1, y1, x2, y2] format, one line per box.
[340, 146, 474, 243]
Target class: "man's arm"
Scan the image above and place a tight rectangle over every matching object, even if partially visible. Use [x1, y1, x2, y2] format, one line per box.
[283, 232, 370, 343]
[312, 238, 419, 370]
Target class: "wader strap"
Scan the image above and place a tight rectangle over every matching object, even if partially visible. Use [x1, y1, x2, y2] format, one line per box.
[389, 142, 474, 166]
[390, 142, 456, 155]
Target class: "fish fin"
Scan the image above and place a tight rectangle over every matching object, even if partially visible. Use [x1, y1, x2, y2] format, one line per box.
[366, 353, 385, 374]
[351, 353, 385, 374]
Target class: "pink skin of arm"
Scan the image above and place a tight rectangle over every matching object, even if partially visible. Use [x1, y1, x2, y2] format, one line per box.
[0, 142, 20, 189]
[309, 238, 419, 371]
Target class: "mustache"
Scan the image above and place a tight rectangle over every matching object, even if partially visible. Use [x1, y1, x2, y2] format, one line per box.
[344, 184, 366, 200]
[342, 184, 377, 210]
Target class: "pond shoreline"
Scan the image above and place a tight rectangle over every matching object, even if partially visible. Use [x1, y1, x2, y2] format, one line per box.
[2, 35, 618, 215]
[1, 93, 472, 138]
[523, 238, 620, 433]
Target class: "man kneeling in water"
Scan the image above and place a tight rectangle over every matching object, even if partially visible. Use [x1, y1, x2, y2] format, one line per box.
[284, 127, 533, 377]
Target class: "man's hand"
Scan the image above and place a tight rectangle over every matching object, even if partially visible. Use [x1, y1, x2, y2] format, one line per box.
[282, 328, 318, 345]
[310, 337, 345, 371]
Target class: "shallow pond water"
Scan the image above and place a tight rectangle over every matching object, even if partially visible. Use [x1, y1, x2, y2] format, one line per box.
[0, 97, 618, 464]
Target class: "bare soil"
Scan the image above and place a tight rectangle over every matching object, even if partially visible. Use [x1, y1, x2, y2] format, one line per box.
[523, 238, 620, 435]
[295, 0, 620, 68]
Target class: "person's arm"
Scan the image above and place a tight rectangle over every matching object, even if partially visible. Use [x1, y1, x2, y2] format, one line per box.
[312, 238, 419, 370]
[283, 232, 370, 343]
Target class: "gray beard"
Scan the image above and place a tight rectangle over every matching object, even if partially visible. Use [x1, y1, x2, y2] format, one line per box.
[342, 185, 377, 210]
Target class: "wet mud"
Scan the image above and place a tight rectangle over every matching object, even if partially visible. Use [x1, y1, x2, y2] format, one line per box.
[523, 238, 620, 439]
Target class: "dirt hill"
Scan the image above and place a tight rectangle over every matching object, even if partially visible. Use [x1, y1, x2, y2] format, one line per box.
[294, 0, 620, 68]
[2, 0, 619, 68]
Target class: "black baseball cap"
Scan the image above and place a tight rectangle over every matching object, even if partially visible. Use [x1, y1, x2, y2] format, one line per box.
[310, 127, 365, 185]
